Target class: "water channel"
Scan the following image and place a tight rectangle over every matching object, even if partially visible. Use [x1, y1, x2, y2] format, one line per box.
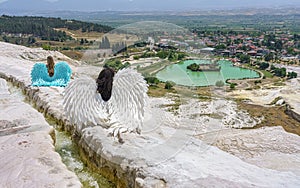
[7, 82, 114, 188]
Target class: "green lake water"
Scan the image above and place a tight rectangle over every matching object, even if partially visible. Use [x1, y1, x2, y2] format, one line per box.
[156, 60, 260, 86]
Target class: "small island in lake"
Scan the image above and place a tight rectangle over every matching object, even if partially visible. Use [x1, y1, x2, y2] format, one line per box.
[187, 62, 221, 72]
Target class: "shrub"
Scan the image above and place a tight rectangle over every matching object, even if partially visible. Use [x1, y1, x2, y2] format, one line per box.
[104, 59, 130, 70]
[133, 55, 140, 60]
[165, 81, 175, 90]
[254, 80, 262, 84]
[145, 77, 160, 85]
[270, 65, 276, 70]
[42, 44, 51, 50]
[230, 83, 236, 89]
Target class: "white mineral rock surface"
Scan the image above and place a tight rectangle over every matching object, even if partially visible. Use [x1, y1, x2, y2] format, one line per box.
[229, 76, 300, 114]
[1, 42, 300, 187]
[0, 78, 81, 187]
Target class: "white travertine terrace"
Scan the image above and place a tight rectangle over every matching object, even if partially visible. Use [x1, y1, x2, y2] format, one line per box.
[0, 41, 300, 187]
[0, 78, 81, 188]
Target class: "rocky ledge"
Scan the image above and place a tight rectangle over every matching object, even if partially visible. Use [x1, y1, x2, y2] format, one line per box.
[0, 77, 81, 187]
[0, 42, 300, 187]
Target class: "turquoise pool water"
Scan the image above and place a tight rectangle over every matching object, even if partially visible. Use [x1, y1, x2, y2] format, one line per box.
[156, 60, 260, 86]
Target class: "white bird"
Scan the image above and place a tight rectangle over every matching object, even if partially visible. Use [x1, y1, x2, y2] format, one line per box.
[63, 67, 148, 141]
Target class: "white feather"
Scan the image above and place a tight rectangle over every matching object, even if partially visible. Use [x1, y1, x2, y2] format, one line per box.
[63, 77, 108, 131]
[63, 68, 148, 135]
[108, 68, 148, 133]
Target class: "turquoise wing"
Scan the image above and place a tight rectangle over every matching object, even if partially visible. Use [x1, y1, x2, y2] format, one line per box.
[31, 63, 49, 86]
[52, 62, 72, 87]
[31, 62, 72, 87]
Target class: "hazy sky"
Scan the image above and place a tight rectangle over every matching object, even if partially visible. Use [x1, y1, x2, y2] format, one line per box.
[0, 0, 300, 11]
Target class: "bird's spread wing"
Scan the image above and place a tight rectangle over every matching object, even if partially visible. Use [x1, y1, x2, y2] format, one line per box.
[108, 68, 148, 134]
[63, 77, 108, 131]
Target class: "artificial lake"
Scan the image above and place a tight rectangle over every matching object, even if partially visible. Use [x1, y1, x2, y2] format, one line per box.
[156, 60, 260, 86]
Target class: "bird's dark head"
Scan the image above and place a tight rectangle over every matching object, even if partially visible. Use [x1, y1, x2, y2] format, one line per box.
[96, 67, 115, 101]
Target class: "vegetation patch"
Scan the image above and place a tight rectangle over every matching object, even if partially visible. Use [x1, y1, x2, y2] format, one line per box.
[104, 59, 130, 70]
[237, 101, 300, 136]
[0, 15, 112, 45]
[270, 96, 283, 105]
[159, 96, 182, 115]
[147, 83, 176, 97]
[261, 70, 274, 78]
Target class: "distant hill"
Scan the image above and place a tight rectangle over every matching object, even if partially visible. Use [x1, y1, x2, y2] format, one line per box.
[0, 15, 113, 42]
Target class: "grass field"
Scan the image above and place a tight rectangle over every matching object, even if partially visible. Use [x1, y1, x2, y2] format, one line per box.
[261, 70, 274, 78]
[54, 28, 104, 41]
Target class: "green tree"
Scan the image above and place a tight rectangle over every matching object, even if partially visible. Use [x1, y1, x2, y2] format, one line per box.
[259, 62, 269, 70]
[177, 52, 187, 60]
[264, 53, 274, 62]
[274, 67, 286, 77]
[2, 35, 9, 42]
[238, 54, 250, 64]
[270, 64, 276, 70]
[157, 50, 168, 59]
[287, 47, 295, 55]
[275, 40, 283, 51]
[287, 72, 297, 79]
[0, 16, 112, 43]
[215, 44, 226, 50]
[27, 36, 36, 44]
[187, 63, 199, 71]
[80, 38, 84, 45]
